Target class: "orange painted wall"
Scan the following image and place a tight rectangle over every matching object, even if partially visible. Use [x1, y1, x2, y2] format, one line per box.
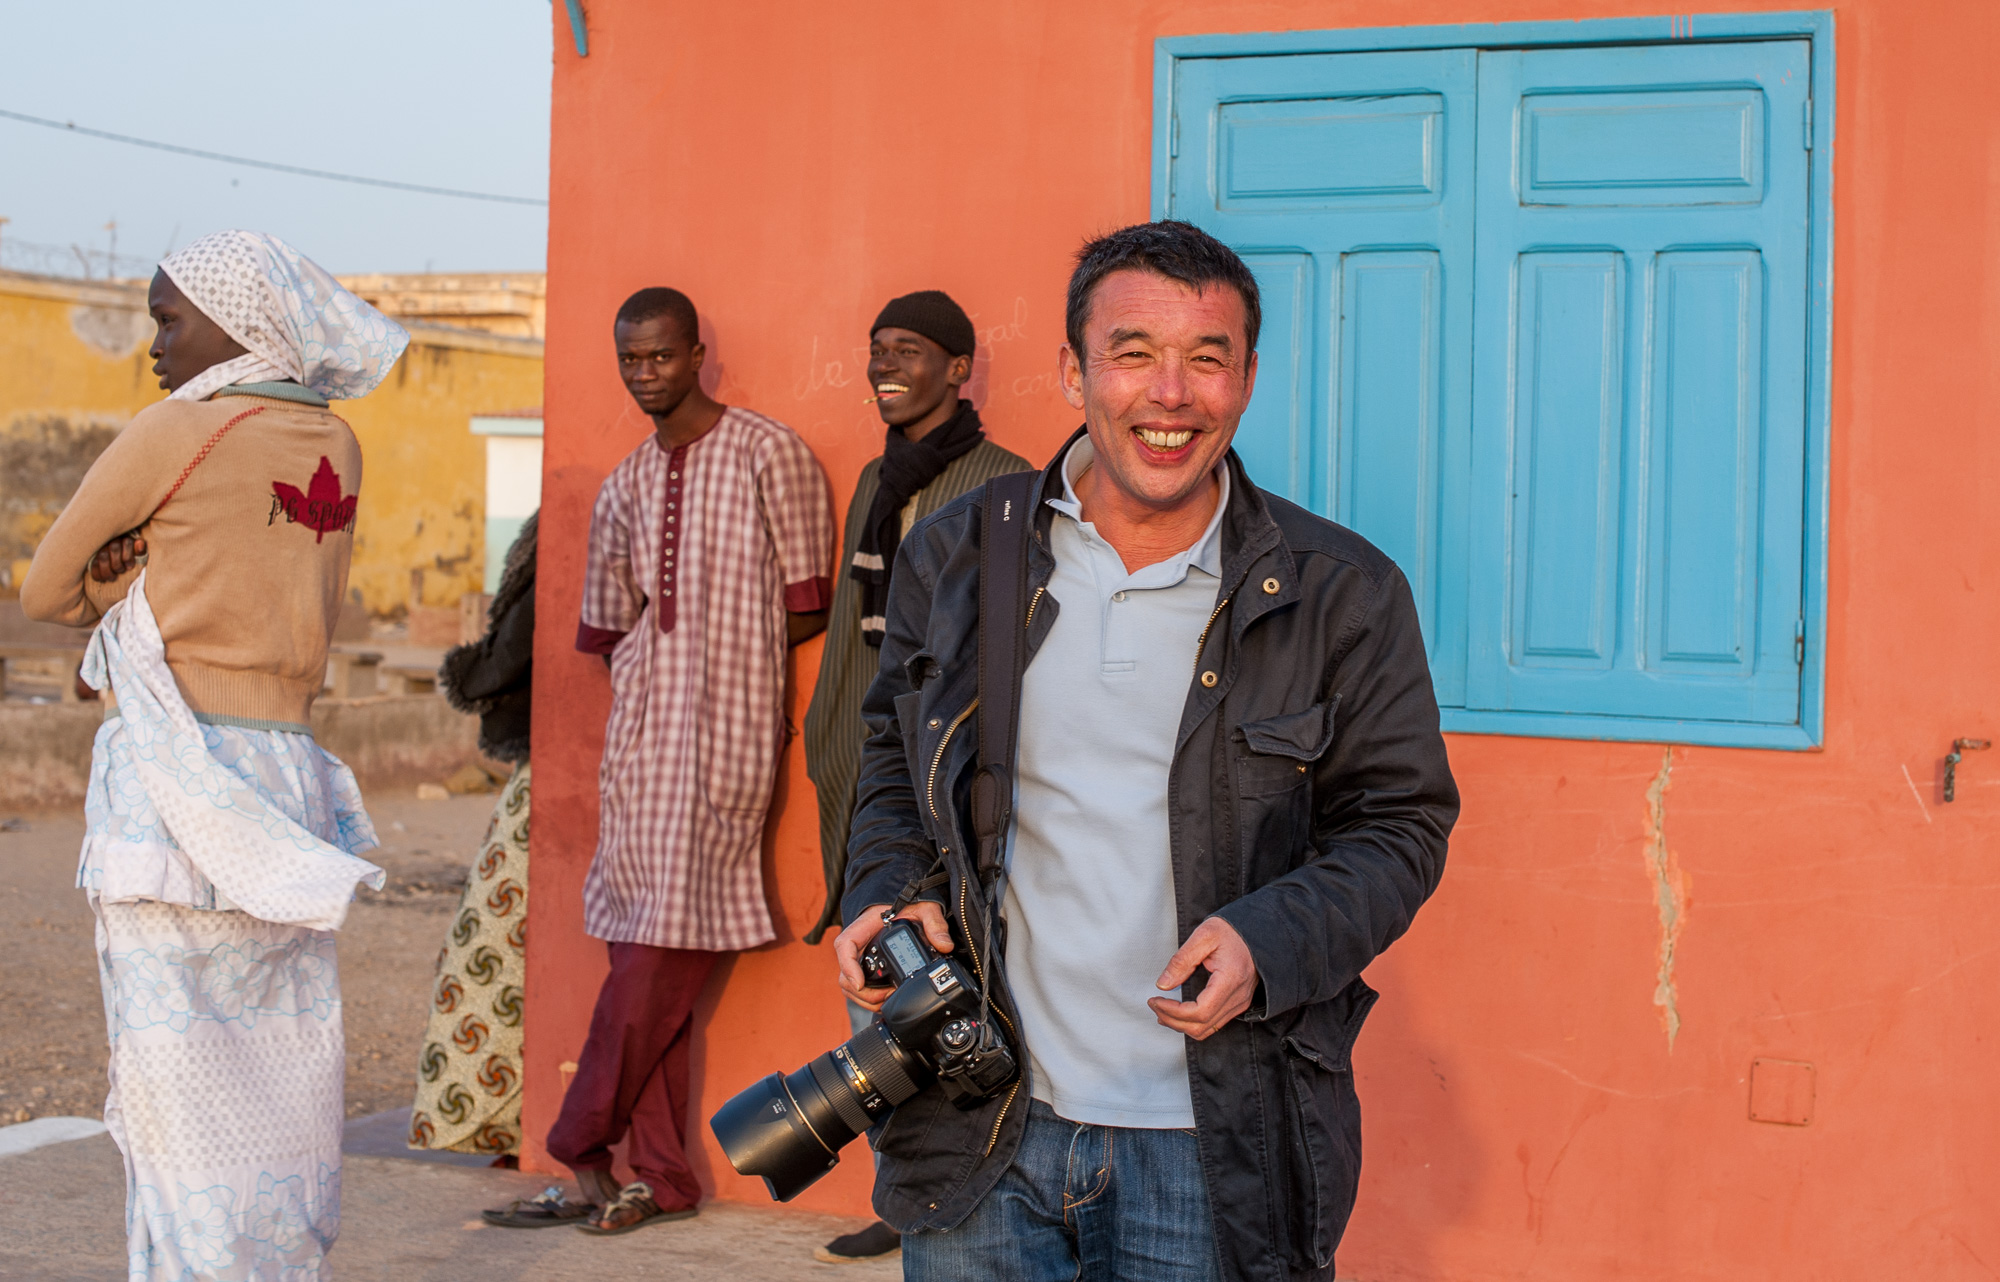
[527, 2, 2000, 1276]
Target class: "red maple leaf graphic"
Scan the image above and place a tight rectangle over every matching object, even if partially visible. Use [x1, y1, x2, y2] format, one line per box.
[270, 456, 358, 544]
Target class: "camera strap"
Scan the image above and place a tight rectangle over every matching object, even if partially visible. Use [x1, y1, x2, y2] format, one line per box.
[883, 471, 1036, 938]
[968, 469, 1040, 1036]
[887, 868, 950, 917]
[971, 470, 1039, 881]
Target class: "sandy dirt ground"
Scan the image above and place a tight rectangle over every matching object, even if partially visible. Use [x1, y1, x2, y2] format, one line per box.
[0, 788, 908, 1278]
[0, 787, 499, 1124]
[0, 1132, 899, 1282]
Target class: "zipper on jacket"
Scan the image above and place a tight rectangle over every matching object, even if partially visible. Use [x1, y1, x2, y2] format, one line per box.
[1191, 596, 1230, 679]
[926, 701, 977, 825]
[958, 870, 1022, 1153]
[984, 1078, 1022, 1155]
[928, 701, 1012, 1050]
[956, 873, 1016, 1040]
[951, 572, 1046, 1159]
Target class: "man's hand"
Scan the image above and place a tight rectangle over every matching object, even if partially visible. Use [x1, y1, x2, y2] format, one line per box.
[1150, 916, 1259, 1041]
[89, 533, 145, 583]
[834, 900, 953, 1012]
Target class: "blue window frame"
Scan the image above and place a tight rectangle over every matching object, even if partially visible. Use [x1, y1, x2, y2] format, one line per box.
[1157, 12, 1834, 749]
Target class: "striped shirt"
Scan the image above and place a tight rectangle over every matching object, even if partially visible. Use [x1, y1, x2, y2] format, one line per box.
[576, 407, 834, 951]
[801, 436, 1034, 943]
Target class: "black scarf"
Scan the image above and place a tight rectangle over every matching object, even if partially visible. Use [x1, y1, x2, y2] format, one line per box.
[852, 399, 984, 645]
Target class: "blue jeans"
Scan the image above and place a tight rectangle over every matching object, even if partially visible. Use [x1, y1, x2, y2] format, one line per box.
[903, 1098, 1221, 1282]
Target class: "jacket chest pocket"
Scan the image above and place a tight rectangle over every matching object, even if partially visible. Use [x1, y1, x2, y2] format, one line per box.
[1232, 697, 1338, 891]
[1279, 978, 1376, 1272]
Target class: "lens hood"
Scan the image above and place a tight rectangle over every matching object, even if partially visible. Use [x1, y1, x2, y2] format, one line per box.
[708, 1070, 839, 1202]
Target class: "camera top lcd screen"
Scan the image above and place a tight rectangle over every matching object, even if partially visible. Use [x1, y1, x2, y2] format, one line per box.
[883, 927, 928, 978]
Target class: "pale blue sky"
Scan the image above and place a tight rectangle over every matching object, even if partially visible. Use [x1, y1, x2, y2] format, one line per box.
[0, 0, 553, 276]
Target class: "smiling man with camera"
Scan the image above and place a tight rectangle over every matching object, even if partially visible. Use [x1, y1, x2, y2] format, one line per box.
[816, 221, 1459, 1281]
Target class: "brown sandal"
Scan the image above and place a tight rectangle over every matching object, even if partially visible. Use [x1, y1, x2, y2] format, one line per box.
[575, 1182, 698, 1236]
[482, 1186, 600, 1229]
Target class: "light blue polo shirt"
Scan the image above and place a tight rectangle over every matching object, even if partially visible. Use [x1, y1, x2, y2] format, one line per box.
[1002, 437, 1227, 1129]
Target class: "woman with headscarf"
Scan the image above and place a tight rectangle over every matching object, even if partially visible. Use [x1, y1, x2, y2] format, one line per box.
[22, 230, 407, 1281]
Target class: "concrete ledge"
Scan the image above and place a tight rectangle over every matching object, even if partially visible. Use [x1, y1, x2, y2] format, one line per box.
[344, 1107, 492, 1167]
[0, 1116, 107, 1159]
[0, 702, 101, 809]
[0, 270, 147, 310]
[310, 694, 482, 791]
[0, 695, 480, 809]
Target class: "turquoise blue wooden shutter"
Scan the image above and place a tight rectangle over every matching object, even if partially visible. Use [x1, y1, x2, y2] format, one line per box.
[1168, 49, 1477, 704]
[1465, 41, 1812, 727]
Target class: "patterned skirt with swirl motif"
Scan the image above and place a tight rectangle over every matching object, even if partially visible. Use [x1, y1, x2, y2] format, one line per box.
[408, 764, 528, 1155]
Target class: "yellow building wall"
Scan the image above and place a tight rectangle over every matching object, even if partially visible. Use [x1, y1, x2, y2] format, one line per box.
[336, 327, 544, 617]
[0, 273, 543, 619]
[0, 278, 166, 593]
[0, 280, 159, 413]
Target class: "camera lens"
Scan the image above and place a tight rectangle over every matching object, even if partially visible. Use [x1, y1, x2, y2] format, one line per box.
[707, 1067, 839, 1202]
[842, 1018, 922, 1107]
[711, 1020, 932, 1201]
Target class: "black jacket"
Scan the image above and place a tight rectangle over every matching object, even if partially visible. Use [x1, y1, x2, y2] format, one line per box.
[843, 437, 1458, 1281]
[440, 514, 536, 763]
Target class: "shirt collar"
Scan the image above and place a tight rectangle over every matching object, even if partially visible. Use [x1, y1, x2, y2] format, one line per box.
[1046, 436, 1229, 581]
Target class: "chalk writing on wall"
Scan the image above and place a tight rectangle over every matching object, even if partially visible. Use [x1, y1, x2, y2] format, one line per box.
[1010, 370, 1067, 398]
[972, 296, 1029, 352]
[791, 334, 870, 401]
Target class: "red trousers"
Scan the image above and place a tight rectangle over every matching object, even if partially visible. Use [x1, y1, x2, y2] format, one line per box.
[545, 942, 720, 1210]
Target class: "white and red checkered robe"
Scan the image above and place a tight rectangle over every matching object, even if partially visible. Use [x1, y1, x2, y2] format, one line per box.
[575, 408, 833, 950]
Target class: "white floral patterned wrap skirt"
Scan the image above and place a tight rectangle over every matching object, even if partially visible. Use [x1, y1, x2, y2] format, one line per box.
[81, 575, 382, 1281]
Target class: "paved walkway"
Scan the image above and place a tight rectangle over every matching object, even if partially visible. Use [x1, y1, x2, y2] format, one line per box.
[0, 1128, 900, 1281]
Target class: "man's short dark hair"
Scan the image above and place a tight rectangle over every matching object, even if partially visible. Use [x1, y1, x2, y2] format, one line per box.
[615, 287, 699, 345]
[1065, 221, 1260, 357]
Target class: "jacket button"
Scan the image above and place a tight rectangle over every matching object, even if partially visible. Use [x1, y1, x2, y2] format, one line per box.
[929, 718, 939, 728]
[1262, 577, 1281, 595]
[1200, 670, 1218, 688]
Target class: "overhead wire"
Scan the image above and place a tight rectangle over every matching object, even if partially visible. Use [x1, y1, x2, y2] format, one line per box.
[0, 108, 548, 207]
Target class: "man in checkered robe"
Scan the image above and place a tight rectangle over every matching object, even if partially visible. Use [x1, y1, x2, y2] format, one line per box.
[544, 288, 833, 1235]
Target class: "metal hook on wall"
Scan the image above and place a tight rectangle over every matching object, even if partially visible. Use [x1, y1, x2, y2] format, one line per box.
[1943, 738, 1991, 803]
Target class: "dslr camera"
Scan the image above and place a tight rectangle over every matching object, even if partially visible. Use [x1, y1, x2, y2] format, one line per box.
[709, 914, 1018, 1200]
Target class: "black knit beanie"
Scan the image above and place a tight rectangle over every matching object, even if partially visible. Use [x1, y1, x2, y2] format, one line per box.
[870, 290, 977, 358]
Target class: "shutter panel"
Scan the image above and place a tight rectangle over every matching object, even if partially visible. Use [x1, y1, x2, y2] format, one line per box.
[1169, 49, 1476, 703]
[1465, 41, 1811, 726]
[1232, 251, 1312, 504]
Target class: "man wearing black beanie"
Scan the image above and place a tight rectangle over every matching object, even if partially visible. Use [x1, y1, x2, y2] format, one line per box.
[801, 290, 1030, 1263]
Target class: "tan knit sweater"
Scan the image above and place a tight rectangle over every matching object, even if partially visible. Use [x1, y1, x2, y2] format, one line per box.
[22, 394, 363, 727]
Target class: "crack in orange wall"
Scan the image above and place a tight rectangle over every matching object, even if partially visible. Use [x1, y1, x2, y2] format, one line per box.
[1643, 745, 1689, 1048]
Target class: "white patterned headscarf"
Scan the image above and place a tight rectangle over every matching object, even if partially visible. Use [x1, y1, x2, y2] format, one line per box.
[159, 230, 409, 403]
